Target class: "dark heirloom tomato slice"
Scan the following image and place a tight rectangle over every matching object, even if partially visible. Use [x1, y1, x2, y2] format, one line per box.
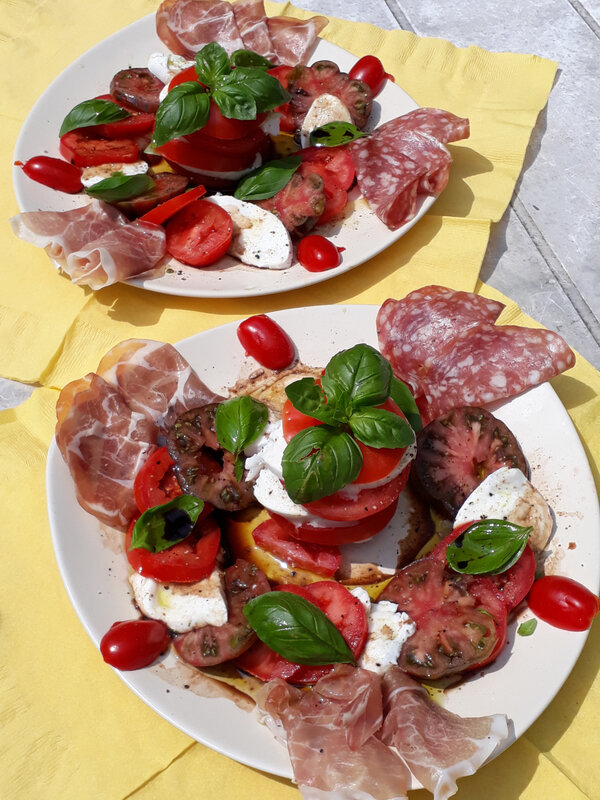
[115, 173, 190, 219]
[251, 517, 342, 577]
[125, 514, 221, 584]
[273, 499, 398, 546]
[110, 67, 164, 113]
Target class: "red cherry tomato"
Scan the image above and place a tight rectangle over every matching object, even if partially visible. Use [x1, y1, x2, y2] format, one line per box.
[528, 576, 600, 631]
[297, 235, 342, 272]
[15, 156, 83, 193]
[237, 314, 295, 370]
[349, 55, 393, 97]
[252, 517, 342, 576]
[100, 619, 170, 670]
[138, 185, 207, 226]
[165, 198, 233, 267]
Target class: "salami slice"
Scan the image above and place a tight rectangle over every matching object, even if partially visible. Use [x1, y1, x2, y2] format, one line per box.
[377, 108, 470, 144]
[377, 128, 452, 195]
[377, 287, 505, 395]
[424, 322, 576, 419]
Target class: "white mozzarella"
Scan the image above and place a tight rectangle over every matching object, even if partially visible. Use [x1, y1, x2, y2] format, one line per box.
[206, 195, 292, 269]
[129, 569, 228, 633]
[80, 160, 149, 188]
[351, 588, 416, 675]
[171, 153, 263, 182]
[148, 52, 194, 90]
[299, 93, 353, 148]
[454, 467, 553, 552]
[260, 112, 282, 137]
[245, 420, 286, 481]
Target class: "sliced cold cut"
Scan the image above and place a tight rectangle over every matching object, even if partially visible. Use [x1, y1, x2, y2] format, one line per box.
[377, 108, 471, 144]
[232, 0, 277, 62]
[156, 0, 244, 57]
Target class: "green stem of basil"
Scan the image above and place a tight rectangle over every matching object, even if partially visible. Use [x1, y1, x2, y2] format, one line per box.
[446, 519, 533, 575]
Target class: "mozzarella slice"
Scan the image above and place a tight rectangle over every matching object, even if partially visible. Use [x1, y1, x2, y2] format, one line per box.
[80, 160, 149, 188]
[352, 588, 416, 675]
[148, 52, 194, 98]
[206, 195, 292, 269]
[454, 467, 553, 552]
[299, 93, 353, 148]
[129, 569, 228, 633]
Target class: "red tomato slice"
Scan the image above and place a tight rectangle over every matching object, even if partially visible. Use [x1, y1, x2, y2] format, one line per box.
[237, 314, 295, 370]
[233, 638, 301, 682]
[138, 185, 206, 225]
[90, 96, 155, 138]
[126, 515, 221, 583]
[59, 130, 140, 167]
[252, 517, 342, 576]
[165, 198, 233, 267]
[267, 66, 295, 132]
[297, 146, 355, 190]
[100, 619, 170, 670]
[298, 162, 347, 224]
[133, 446, 183, 512]
[273, 499, 398, 546]
[156, 135, 266, 173]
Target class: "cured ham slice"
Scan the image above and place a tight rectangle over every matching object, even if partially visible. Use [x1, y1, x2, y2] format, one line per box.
[266, 15, 328, 66]
[9, 200, 166, 289]
[156, 0, 244, 57]
[377, 286, 575, 421]
[380, 667, 508, 800]
[377, 109, 470, 145]
[257, 665, 411, 800]
[96, 339, 222, 430]
[232, 0, 277, 62]
[55, 374, 157, 530]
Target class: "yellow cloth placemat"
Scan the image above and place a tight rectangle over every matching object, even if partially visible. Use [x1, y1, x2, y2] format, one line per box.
[1, 0, 556, 385]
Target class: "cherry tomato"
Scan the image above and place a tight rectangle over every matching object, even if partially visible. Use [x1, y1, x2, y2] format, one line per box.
[126, 515, 221, 583]
[528, 576, 600, 631]
[133, 446, 183, 512]
[349, 55, 392, 97]
[139, 185, 207, 225]
[60, 129, 139, 167]
[100, 619, 170, 670]
[297, 235, 342, 272]
[252, 517, 342, 576]
[165, 198, 233, 267]
[15, 156, 83, 193]
[237, 314, 295, 370]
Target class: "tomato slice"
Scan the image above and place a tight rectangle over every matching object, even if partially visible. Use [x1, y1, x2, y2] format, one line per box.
[233, 638, 301, 682]
[165, 198, 233, 267]
[90, 96, 156, 138]
[126, 514, 221, 583]
[59, 129, 140, 167]
[273, 499, 398, 546]
[267, 66, 295, 132]
[157, 135, 266, 173]
[138, 185, 206, 225]
[252, 517, 341, 576]
[297, 146, 355, 191]
[134, 446, 183, 512]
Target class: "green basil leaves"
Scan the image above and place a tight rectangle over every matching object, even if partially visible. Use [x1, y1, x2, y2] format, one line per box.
[234, 155, 302, 201]
[446, 520, 533, 575]
[84, 173, 155, 203]
[59, 98, 130, 137]
[281, 344, 416, 504]
[215, 396, 269, 480]
[129, 495, 205, 553]
[244, 591, 355, 665]
[152, 43, 289, 147]
[517, 619, 538, 636]
[309, 121, 369, 147]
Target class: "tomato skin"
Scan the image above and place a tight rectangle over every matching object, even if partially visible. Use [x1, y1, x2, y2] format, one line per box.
[60, 129, 139, 167]
[528, 576, 600, 631]
[237, 314, 295, 370]
[297, 235, 342, 272]
[16, 156, 83, 193]
[349, 56, 392, 97]
[100, 619, 170, 670]
[165, 197, 233, 267]
[139, 185, 206, 225]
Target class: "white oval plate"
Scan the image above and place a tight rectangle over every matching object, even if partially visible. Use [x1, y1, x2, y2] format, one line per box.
[46, 305, 600, 785]
[13, 14, 437, 298]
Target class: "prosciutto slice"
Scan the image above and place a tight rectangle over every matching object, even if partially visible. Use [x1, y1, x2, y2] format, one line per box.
[96, 339, 222, 430]
[257, 665, 411, 800]
[9, 199, 166, 289]
[55, 374, 157, 530]
[380, 668, 508, 800]
[156, 0, 244, 57]
[266, 14, 328, 65]
[232, 0, 276, 62]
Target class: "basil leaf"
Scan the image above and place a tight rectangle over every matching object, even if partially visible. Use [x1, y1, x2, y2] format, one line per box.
[194, 42, 231, 86]
[234, 155, 301, 201]
[309, 121, 369, 147]
[130, 495, 205, 553]
[230, 49, 274, 69]
[244, 591, 355, 665]
[322, 344, 392, 409]
[215, 396, 269, 459]
[284, 378, 341, 424]
[517, 619, 538, 636]
[446, 520, 533, 575]
[282, 426, 362, 503]
[390, 376, 422, 433]
[84, 173, 155, 203]
[59, 98, 130, 136]
[152, 83, 210, 147]
[212, 83, 257, 120]
[348, 406, 415, 449]
[224, 68, 290, 112]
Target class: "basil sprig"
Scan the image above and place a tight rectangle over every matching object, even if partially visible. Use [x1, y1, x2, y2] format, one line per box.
[130, 495, 205, 553]
[244, 591, 355, 665]
[234, 155, 302, 202]
[84, 173, 155, 203]
[446, 519, 533, 575]
[152, 42, 289, 147]
[215, 395, 269, 480]
[281, 344, 415, 504]
[309, 121, 369, 147]
[59, 98, 130, 137]
[390, 376, 422, 433]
